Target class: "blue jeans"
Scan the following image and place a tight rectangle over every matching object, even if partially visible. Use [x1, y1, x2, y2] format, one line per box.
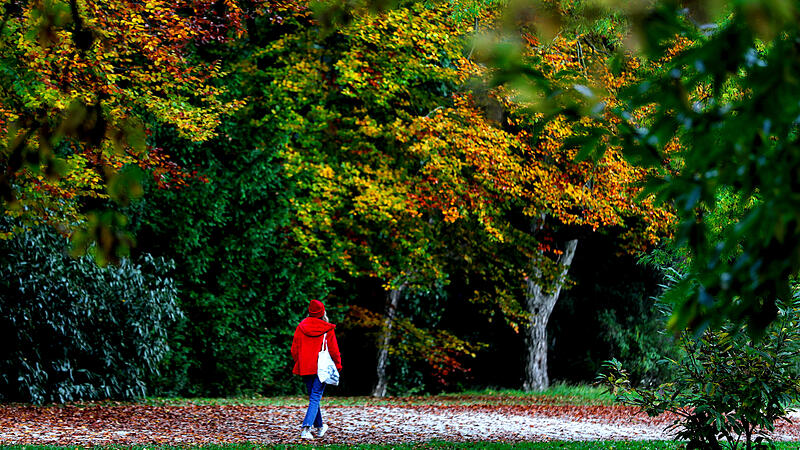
[302, 375, 326, 428]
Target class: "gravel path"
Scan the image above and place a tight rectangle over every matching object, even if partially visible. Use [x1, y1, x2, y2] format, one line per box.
[0, 404, 798, 445]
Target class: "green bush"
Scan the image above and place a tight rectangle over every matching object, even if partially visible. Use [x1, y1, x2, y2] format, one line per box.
[602, 297, 800, 450]
[0, 221, 180, 404]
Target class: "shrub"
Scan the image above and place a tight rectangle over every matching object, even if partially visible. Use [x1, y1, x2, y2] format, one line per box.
[601, 297, 800, 450]
[0, 222, 180, 404]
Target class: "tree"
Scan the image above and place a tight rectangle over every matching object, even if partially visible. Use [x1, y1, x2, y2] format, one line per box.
[127, 3, 337, 396]
[255, 2, 494, 396]
[472, 15, 675, 388]
[131, 125, 335, 396]
[623, 0, 800, 333]
[0, 0, 247, 260]
[280, 1, 674, 392]
[516, 0, 800, 333]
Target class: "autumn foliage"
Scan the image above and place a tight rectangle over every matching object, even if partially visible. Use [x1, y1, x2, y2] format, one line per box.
[246, 2, 675, 384]
[1, 0, 679, 397]
[0, 0, 247, 238]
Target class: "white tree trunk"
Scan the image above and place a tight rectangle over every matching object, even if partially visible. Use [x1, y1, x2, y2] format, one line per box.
[523, 239, 578, 392]
[372, 286, 403, 397]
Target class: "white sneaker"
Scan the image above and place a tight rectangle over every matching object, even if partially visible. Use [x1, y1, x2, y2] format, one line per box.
[300, 427, 314, 439]
[315, 424, 329, 438]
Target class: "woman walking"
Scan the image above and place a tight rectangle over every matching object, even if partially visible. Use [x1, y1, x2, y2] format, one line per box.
[291, 299, 342, 440]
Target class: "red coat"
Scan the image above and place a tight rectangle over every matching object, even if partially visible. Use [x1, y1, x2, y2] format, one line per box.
[291, 317, 343, 376]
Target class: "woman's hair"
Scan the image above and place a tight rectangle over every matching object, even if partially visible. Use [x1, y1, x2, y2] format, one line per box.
[309, 312, 330, 322]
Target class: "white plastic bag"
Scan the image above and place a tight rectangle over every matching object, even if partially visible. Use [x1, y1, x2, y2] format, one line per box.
[317, 332, 340, 386]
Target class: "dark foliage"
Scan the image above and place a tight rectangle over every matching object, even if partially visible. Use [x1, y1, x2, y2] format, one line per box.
[550, 234, 678, 387]
[0, 220, 179, 404]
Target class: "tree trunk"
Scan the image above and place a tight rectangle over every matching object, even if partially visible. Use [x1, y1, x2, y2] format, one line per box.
[523, 239, 578, 392]
[372, 285, 404, 397]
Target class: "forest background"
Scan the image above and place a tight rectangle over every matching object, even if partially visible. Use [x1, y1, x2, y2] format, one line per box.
[2, 0, 799, 405]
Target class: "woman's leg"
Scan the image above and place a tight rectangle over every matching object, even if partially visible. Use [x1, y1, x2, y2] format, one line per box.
[313, 396, 323, 428]
[302, 375, 326, 428]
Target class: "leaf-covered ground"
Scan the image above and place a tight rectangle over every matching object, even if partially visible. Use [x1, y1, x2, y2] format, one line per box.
[0, 400, 798, 445]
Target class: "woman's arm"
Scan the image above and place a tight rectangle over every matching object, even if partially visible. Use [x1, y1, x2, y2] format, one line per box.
[291, 326, 301, 363]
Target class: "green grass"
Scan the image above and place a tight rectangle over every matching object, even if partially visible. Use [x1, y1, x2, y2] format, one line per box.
[142, 382, 615, 408]
[446, 382, 616, 404]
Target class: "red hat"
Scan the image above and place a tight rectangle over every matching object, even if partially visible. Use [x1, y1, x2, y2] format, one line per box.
[308, 299, 325, 318]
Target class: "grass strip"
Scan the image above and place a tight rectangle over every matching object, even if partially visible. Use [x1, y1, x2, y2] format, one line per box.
[143, 383, 616, 408]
